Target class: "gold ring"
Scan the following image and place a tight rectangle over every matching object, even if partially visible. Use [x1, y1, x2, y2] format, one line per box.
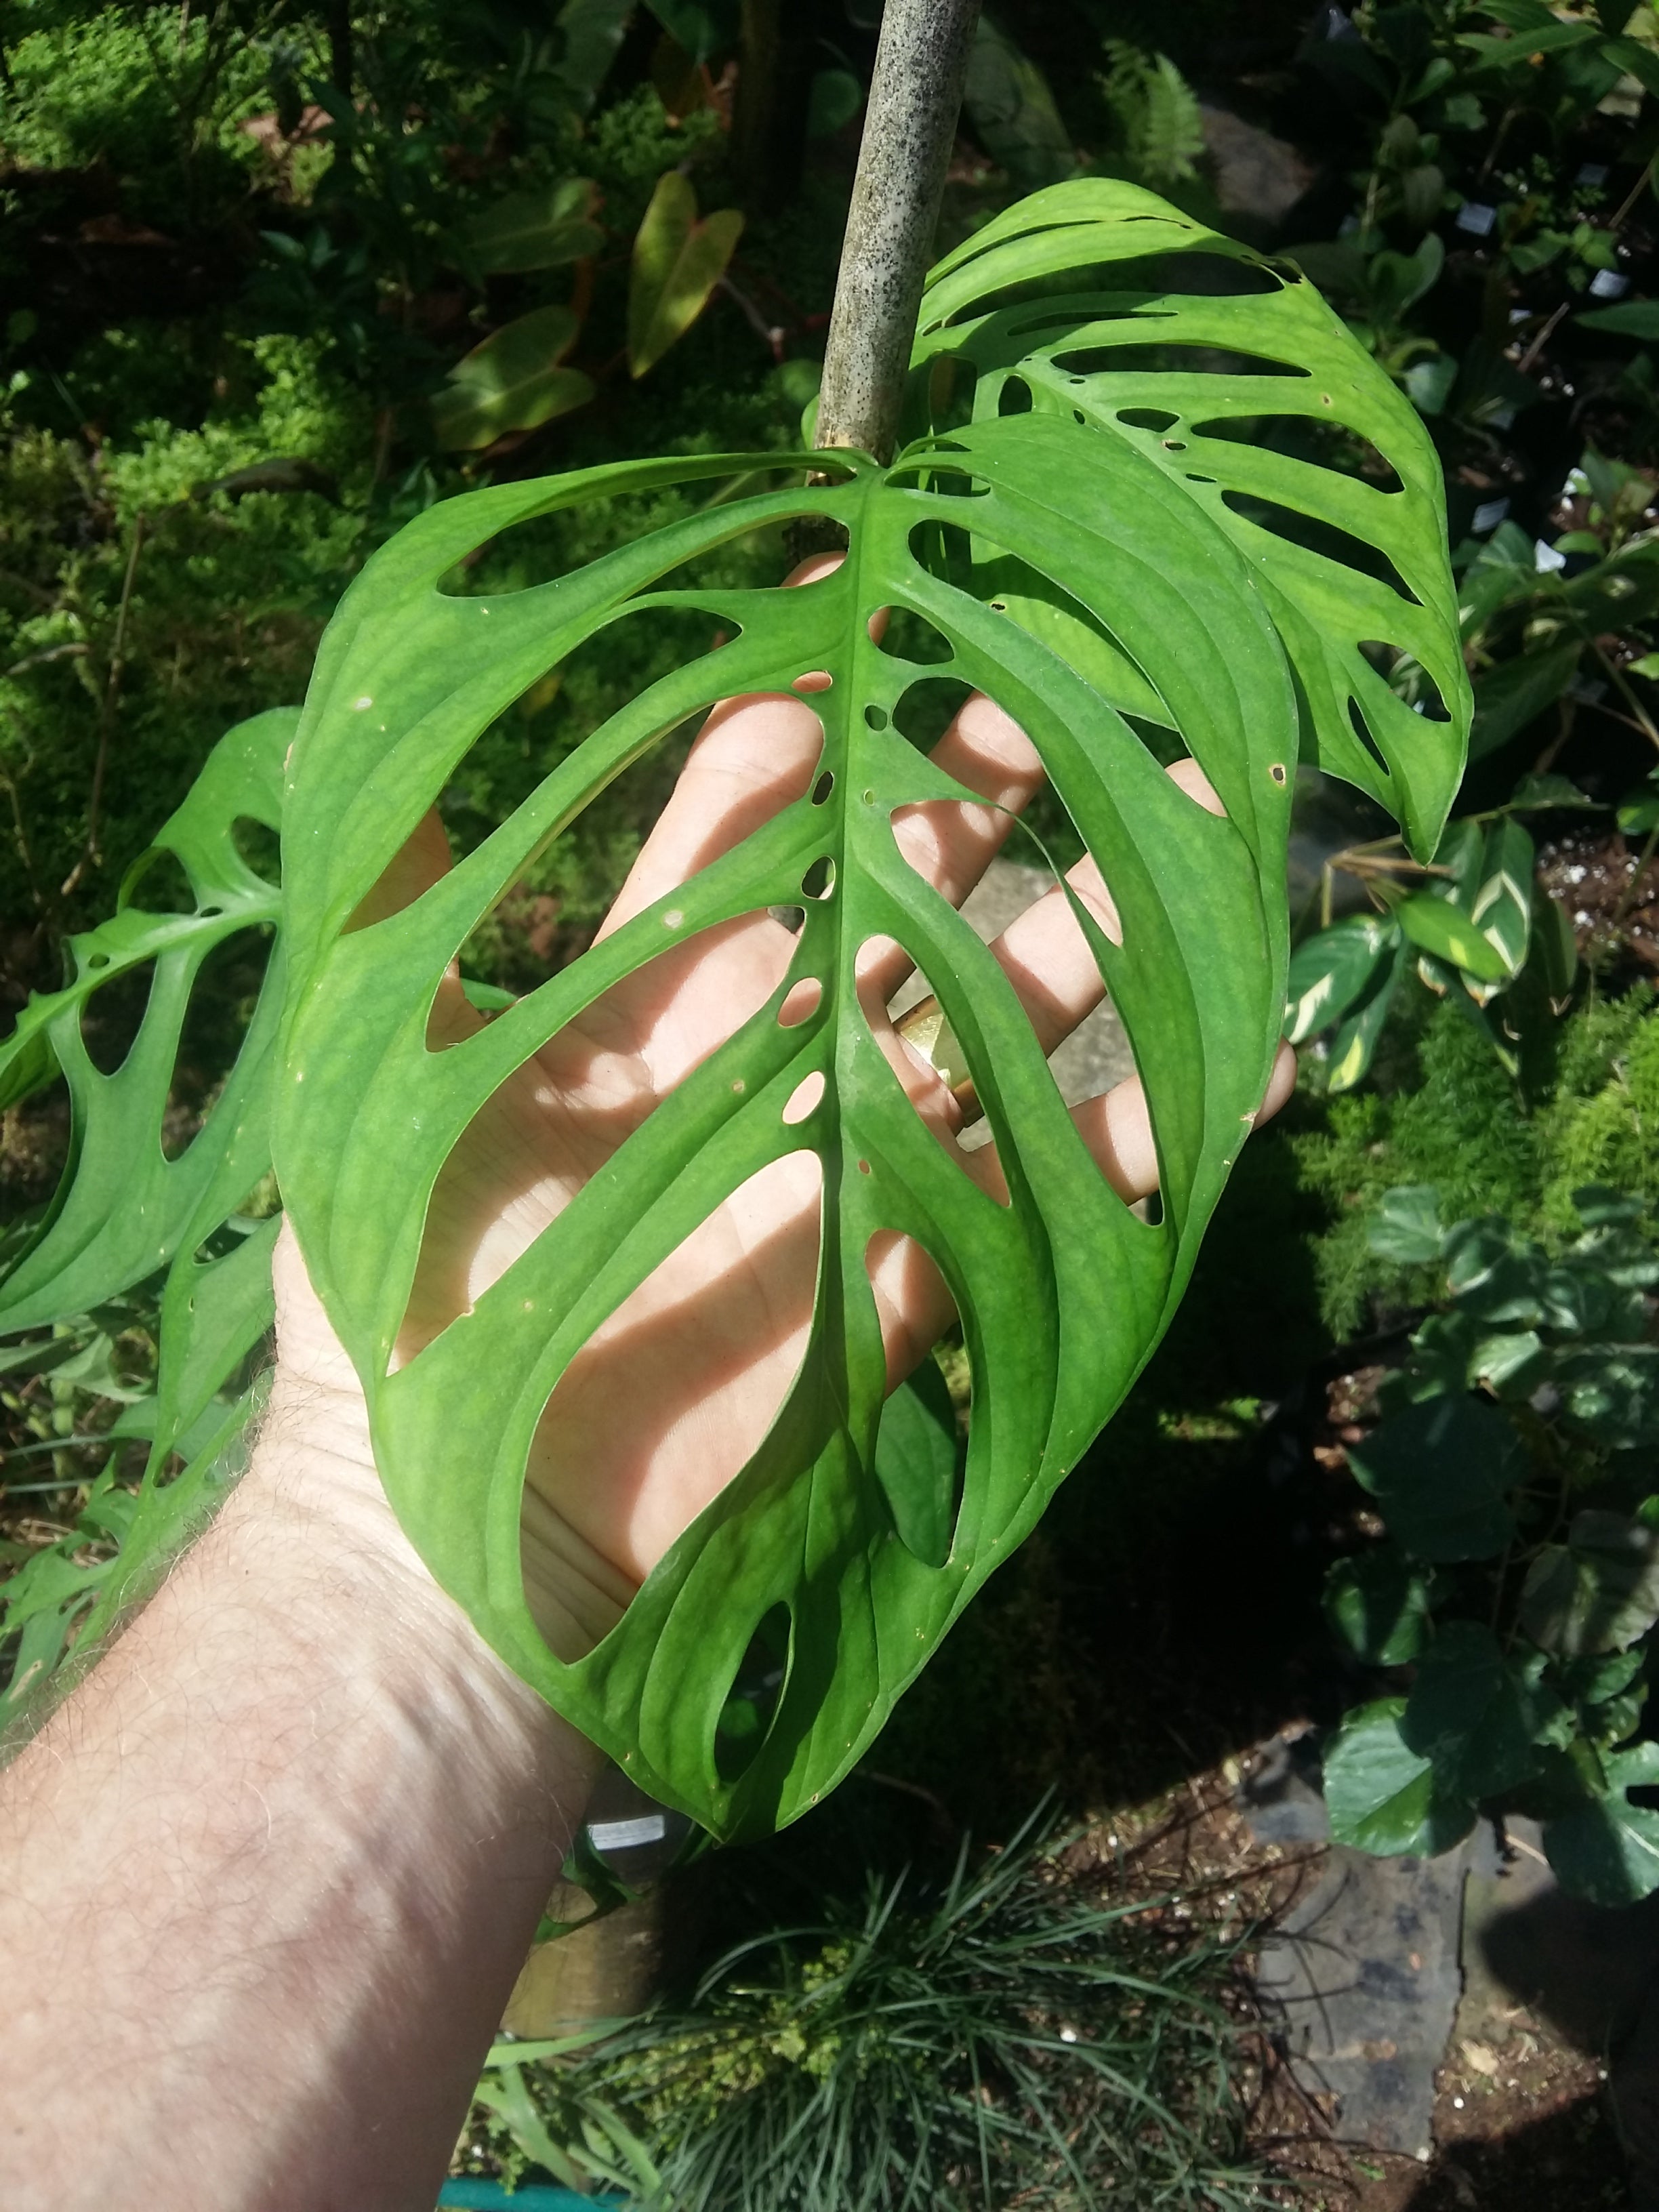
[894, 994, 983, 1127]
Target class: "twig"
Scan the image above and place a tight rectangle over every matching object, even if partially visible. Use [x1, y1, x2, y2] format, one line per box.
[1610, 155, 1654, 236]
[1517, 300, 1568, 377]
[814, 0, 983, 463]
[62, 512, 146, 898]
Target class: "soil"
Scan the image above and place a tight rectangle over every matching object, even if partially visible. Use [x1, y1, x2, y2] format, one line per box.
[1538, 827, 1659, 970]
[1088, 1759, 1631, 2211]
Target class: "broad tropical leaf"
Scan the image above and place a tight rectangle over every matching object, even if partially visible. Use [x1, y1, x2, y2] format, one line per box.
[909, 179, 1469, 856]
[627, 173, 743, 380]
[274, 190, 1462, 1839]
[432, 308, 596, 452]
[457, 179, 604, 277]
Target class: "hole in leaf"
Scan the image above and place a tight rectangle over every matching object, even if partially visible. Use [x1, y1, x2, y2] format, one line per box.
[510, 1149, 825, 1628]
[715, 1602, 792, 1784]
[968, 551, 1174, 732]
[998, 375, 1033, 417]
[1053, 344, 1308, 380]
[432, 469, 823, 597]
[1220, 491, 1421, 603]
[1117, 407, 1179, 432]
[874, 938, 1008, 1200]
[792, 670, 832, 693]
[1347, 697, 1389, 773]
[811, 770, 834, 805]
[926, 351, 980, 434]
[124, 848, 197, 915]
[867, 1237, 966, 1570]
[885, 464, 988, 500]
[908, 518, 975, 590]
[782, 1069, 824, 1124]
[874, 609, 955, 668]
[865, 704, 889, 731]
[231, 816, 282, 888]
[778, 976, 822, 1028]
[801, 855, 835, 901]
[893, 676, 975, 756]
[964, 249, 1283, 325]
[410, 951, 813, 1344]
[79, 959, 156, 1077]
[165, 925, 276, 1159]
[1191, 415, 1406, 494]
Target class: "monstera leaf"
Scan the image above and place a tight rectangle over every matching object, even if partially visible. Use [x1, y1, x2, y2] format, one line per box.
[273, 184, 1465, 1839]
[0, 708, 291, 1332]
[0, 711, 291, 1708]
[909, 179, 1467, 855]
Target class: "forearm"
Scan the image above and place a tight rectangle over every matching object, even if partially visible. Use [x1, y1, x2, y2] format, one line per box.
[0, 1399, 600, 2212]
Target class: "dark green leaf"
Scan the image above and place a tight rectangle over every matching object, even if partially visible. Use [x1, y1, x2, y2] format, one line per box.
[1577, 300, 1659, 340]
[1324, 1549, 1435, 1665]
[432, 308, 595, 451]
[1324, 1698, 1477, 1857]
[459, 180, 603, 276]
[964, 17, 1079, 192]
[1400, 1620, 1542, 1800]
[872, 1357, 962, 1570]
[1347, 1394, 1523, 1561]
[1544, 1761, 1659, 1906]
[1367, 1183, 1443, 1265]
[555, 0, 634, 108]
[806, 68, 863, 140]
[1520, 1511, 1659, 1656]
[642, 0, 737, 64]
[1469, 644, 1581, 760]
[1508, 773, 1598, 811]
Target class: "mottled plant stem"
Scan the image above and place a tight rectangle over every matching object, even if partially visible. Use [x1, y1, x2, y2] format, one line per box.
[815, 0, 981, 464]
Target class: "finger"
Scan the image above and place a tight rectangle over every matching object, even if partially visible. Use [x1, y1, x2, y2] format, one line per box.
[964, 754, 1223, 1057]
[857, 692, 1046, 1008]
[597, 552, 844, 941]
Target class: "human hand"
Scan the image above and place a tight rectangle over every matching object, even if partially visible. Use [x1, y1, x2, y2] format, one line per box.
[272, 554, 1296, 1659]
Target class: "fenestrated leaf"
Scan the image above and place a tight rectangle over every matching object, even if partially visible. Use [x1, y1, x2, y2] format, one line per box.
[432, 308, 595, 452]
[1284, 913, 1399, 1044]
[0, 709, 291, 1332]
[1347, 1393, 1522, 1561]
[1324, 1696, 1477, 1857]
[628, 173, 744, 380]
[912, 180, 1469, 858]
[273, 185, 1464, 1841]
[457, 179, 603, 276]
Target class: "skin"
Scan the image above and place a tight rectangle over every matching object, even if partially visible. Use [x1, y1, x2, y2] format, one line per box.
[0, 562, 1294, 2209]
